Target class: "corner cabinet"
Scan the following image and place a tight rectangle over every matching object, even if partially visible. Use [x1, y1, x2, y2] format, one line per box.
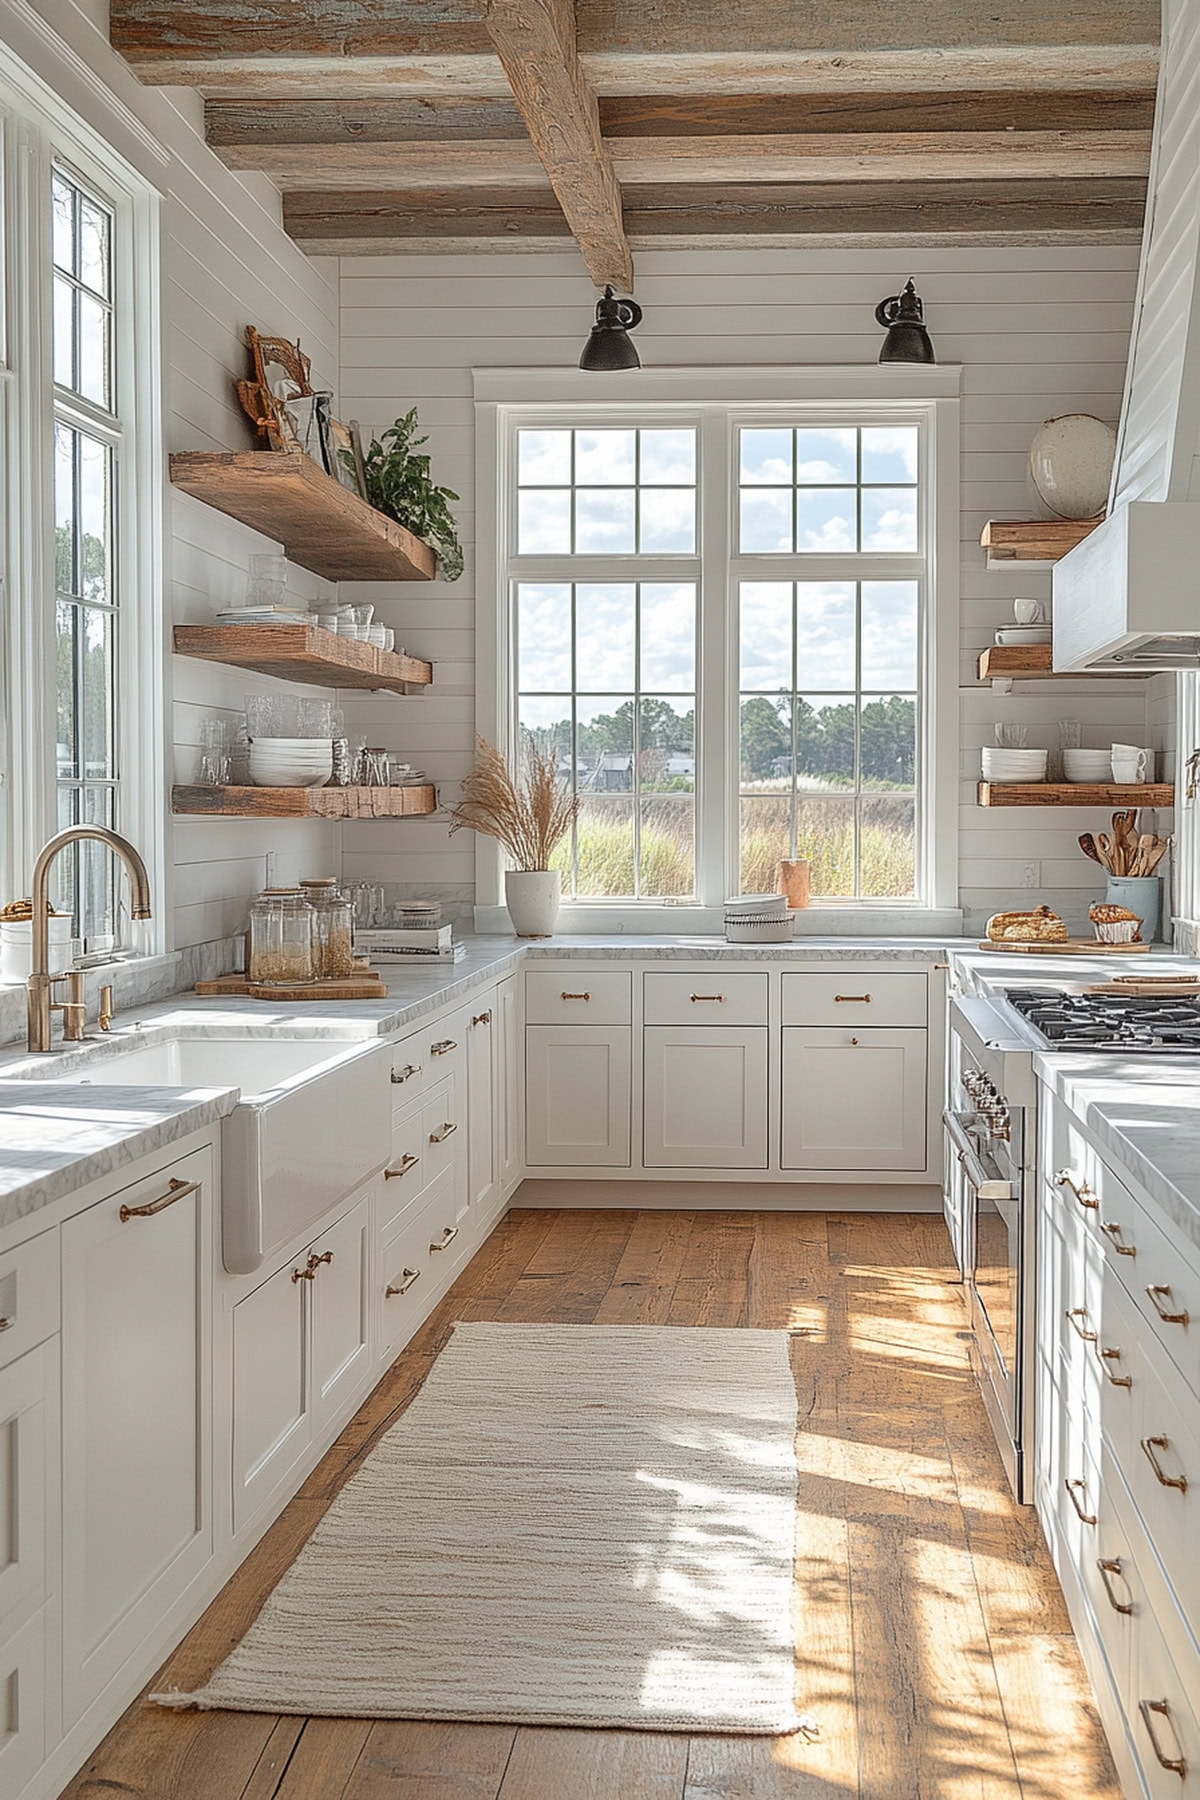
[60, 1144, 215, 1728]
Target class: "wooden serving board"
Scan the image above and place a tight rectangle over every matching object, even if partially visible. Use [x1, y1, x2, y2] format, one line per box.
[975, 938, 1151, 955]
[194, 969, 387, 1001]
[1087, 980, 1200, 996]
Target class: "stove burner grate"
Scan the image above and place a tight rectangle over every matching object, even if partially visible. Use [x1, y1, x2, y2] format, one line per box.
[1004, 985, 1200, 1054]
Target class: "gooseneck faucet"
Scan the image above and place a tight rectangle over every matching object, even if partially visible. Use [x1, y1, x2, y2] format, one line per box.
[26, 825, 152, 1052]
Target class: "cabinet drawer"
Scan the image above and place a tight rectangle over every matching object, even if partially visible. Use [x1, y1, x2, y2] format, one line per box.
[0, 1227, 58, 1373]
[422, 1076, 464, 1190]
[1092, 1160, 1200, 1405]
[525, 970, 631, 1025]
[782, 969, 927, 1027]
[378, 1169, 458, 1362]
[380, 1100, 432, 1236]
[388, 1033, 428, 1110]
[1130, 1589, 1200, 1796]
[643, 971, 767, 1027]
[0, 1608, 46, 1799]
[0, 1342, 53, 1635]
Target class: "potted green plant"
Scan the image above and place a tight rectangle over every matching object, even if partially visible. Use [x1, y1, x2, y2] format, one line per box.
[353, 408, 464, 580]
[447, 738, 578, 937]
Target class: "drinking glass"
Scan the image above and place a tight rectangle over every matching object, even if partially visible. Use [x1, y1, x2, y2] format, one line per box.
[994, 723, 1029, 748]
[1058, 719, 1082, 750]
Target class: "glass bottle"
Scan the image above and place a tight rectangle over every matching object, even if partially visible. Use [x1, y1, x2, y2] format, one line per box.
[299, 877, 355, 980]
[247, 888, 314, 986]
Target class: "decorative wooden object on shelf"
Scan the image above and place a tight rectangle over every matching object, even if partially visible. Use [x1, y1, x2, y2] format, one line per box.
[980, 518, 1101, 564]
[975, 937, 1151, 956]
[172, 784, 437, 819]
[977, 781, 1174, 808]
[173, 623, 432, 692]
[169, 450, 437, 582]
[194, 968, 387, 1001]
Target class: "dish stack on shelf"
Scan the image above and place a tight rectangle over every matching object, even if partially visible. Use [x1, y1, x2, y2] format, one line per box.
[724, 893, 793, 943]
[248, 736, 333, 788]
[980, 746, 1048, 783]
[1062, 748, 1115, 782]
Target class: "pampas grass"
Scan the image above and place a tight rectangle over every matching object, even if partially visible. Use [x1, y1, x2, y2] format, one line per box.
[448, 737, 579, 872]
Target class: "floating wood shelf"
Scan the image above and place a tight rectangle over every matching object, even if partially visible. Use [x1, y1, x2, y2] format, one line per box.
[976, 644, 1147, 683]
[172, 784, 437, 819]
[978, 781, 1174, 809]
[981, 518, 1101, 567]
[169, 451, 438, 583]
[173, 623, 432, 692]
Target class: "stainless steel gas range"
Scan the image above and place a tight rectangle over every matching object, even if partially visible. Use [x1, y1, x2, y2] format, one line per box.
[945, 980, 1200, 1504]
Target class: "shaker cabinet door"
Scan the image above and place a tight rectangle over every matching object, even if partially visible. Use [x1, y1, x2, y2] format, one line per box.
[232, 1252, 311, 1535]
[642, 1027, 768, 1169]
[525, 1026, 631, 1167]
[310, 1195, 372, 1430]
[781, 1027, 927, 1171]
[467, 995, 498, 1216]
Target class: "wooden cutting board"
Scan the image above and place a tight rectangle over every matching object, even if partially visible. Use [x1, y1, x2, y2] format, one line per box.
[1086, 980, 1200, 996]
[194, 969, 387, 1001]
[975, 938, 1151, 955]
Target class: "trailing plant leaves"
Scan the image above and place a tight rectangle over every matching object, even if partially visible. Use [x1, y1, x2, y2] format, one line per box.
[358, 407, 464, 580]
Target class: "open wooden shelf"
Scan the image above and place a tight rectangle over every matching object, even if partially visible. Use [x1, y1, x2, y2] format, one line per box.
[978, 781, 1174, 809]
[172, 784, 437, 819]
[976, 644, 1147, 683]
[981, 518, 1101, 567]
[173, 622, 432, 693]
[169, 451, 438, 583]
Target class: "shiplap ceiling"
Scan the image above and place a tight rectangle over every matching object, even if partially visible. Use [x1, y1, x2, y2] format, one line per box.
[110, 0, 1159, 288]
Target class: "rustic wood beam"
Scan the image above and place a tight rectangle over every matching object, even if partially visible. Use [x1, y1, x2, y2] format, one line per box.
[598, 90, 1157, 136]
[219, 130, 1151, 190]
[483, 0, 631, 290]
[283, 176, 1146, 255]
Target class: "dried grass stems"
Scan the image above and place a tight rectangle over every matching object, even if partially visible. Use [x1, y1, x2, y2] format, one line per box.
[448, 737, 578, 872]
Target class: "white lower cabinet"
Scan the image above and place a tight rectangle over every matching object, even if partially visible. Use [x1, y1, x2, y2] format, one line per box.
[781, 1026, 927, 1170]
[467, 998, 498, 1216]
[60, 1145, 214, 1729]
[495, 974, 521, 1193]
[232, 1190, 373, 1533]
[642, 1027, 767, 1169]
[0, 1609, 47, 1799]
[377, 1169, 458, 1364]
[526, 1025, 631, 1167]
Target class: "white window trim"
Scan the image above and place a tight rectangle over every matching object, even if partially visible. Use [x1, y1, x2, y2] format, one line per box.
[0, 44, 165, 957]
[474, 365, 962, 936]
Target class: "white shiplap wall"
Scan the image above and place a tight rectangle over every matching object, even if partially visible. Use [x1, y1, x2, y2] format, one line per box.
[338, 244, 1147, 933]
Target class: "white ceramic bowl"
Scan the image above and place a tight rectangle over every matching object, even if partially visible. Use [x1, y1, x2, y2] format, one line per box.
[250, 767, 332, 789]
[981, 747, 1048, 782]
[1063, 749, 1116, 782]
[248, 736, 335, 751]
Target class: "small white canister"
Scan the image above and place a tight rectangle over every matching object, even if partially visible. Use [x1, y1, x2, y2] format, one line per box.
[0, 915, 76, 986]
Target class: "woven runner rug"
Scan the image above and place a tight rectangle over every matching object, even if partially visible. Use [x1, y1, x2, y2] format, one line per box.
[155, 1322, 805, 1733]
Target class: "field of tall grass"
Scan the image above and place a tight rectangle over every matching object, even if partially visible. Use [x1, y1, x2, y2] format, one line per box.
[552, 793, 915, 898]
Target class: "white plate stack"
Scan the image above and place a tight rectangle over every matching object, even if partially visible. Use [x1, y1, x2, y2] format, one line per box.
[248, 736, 334, 788]
[724, 893, 794, 943]
[980, 747, 1048, 783]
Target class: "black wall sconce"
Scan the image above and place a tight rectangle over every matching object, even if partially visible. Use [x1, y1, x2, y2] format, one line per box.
[875, 279, 936, 364]
[579, 286, 643, 371]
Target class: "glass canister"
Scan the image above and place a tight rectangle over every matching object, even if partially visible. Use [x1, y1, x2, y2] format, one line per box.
[299, 877, 355, 980]
[247, 888, 315, 986]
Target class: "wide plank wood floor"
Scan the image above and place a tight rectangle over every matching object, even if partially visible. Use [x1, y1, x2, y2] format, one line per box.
[62, 1209, 1120, 1800]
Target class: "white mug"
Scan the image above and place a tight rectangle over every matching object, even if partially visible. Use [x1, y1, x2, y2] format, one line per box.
[1013, 598, 1045, 625]
[1111, 743, 1152, 782]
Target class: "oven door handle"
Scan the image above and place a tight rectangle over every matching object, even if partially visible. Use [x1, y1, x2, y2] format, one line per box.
[942, 1109, 1015, 1203]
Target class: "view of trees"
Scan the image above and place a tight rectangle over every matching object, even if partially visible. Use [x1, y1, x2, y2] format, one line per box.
[739, 693, 916, 789]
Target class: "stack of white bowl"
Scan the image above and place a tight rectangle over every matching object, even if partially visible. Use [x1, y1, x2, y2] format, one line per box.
[248, 737, 334, 788]
[724, 893, 793, 943]
[1062, 748, 1115, 783]
[980, 746, 1048, 783]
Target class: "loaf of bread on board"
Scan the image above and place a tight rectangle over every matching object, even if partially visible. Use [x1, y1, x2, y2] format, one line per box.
[986, 905, 1070, 943]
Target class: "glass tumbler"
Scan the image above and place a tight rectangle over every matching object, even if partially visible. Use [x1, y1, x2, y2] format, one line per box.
[299, 878, 355, 979]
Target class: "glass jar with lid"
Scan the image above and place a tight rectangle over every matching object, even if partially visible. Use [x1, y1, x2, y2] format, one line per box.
[299, 877, 355, 980]
[247, 888, 314, 986]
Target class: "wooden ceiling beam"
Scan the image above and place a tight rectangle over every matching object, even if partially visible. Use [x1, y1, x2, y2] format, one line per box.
[283, 176, 1147, 255]
[597, 90, 1157, 135]
[482, 0, 631, 290]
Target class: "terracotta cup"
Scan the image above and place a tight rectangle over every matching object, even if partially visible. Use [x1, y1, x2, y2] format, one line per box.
[775, 859, 811, 909]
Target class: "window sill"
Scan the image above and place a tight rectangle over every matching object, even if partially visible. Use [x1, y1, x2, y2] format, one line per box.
[474, 904, 964, 938]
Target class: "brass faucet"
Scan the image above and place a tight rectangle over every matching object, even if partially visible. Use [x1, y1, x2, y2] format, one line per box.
[26, 826, 152, 1052]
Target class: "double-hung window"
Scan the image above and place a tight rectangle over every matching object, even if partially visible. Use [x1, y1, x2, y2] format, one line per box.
[481, 370, 960, 928]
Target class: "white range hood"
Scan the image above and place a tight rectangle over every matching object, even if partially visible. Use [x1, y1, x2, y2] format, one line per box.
[1053, 502, 1200, 671]
[1052, 0, 1200, 672]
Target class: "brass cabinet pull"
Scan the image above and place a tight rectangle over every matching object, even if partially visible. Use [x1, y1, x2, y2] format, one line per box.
[1056, 1170, 1099, 1210]
[1066, 1306, 1097, 1344]
[292, 1263, 316, 1283]
[120, 1176, 200, 1222]
[1097, 1345, 1133, 1388]
[1138, 1700, 1188, 1776]
[1064, 1478, 1097, 1525]
[429, 1225, 459, 1252]
[472, 1010, 492, 1026]
[690, 993, 725, 1002]
[1100, 1220, 1137, 1256]
[0, 1317, 11, 1332]
[309, 1250, 333, 1272]
[834, 993, 872, 1003]
[1141, 1434, 1188, 1492]
[386, 1267, 420, 1298]
[431, 1039, 457, 1056]
[429, 1121, 458, 1144]
[1097, 1557, 1134, 1616]
[384, 1154, 420, 1181]
[561, 991, 591, 1001]
[391, 1063, 421, 1085]
[1146, 1284, 1189, 1325]
[850, 1036, 861, 1046]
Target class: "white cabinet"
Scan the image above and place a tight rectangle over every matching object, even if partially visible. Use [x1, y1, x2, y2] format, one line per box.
[467, 997, 498, 1216]
[495, 974, 521, 1193]
[643, 1026, 767, 1169]
[781, 1027, 927, 1170]
[526, 1025, 631, 1167]
[232, 1189, 373, 1534]
[61, 1144, 214, 1728]
[0, 1609, 47, 1799]
[0, 1340, 54, 1642]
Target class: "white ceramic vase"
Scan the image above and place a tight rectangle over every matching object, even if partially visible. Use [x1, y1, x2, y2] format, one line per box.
[505, 869, 560, 938]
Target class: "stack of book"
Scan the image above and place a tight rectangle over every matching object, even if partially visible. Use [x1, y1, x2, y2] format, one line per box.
[354, 923, 464, 962]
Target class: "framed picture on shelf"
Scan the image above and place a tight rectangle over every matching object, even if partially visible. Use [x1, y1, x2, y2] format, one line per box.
[319, 410, 367, 499]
